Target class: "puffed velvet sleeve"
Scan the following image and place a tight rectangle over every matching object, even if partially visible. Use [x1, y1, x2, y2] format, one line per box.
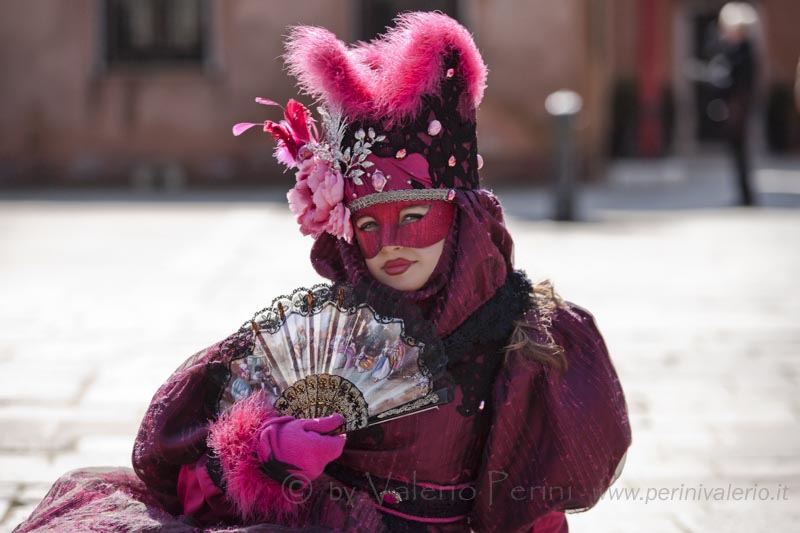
[131, 330, 388, 530]
[131, 331, 247, 517]
[131, 330, 312, 524]
[469, 302, 631, 532]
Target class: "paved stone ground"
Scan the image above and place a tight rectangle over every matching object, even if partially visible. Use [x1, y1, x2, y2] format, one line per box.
[1, 155, 798, 532]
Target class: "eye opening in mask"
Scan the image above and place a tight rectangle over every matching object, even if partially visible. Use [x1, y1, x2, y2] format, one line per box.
[355, 217, 378, 232]
[355, 204, 432, 233]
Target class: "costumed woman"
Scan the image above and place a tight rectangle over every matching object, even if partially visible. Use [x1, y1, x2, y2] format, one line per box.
[13, 12, 631, 533]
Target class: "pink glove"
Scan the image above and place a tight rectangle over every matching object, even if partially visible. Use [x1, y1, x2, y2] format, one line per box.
[256, 413, 346, 486]
[207, 391, 343, 524]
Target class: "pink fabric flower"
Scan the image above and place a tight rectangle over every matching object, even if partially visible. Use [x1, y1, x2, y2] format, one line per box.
[311, 169, 344, 221]
[234, 97, 349, 242]
[233, 99, 316, 169]
[287, 159, 352, 242]
[287, 178, 313, 228]
[283, 99, 312, 145]
[325, 203, 353, 243]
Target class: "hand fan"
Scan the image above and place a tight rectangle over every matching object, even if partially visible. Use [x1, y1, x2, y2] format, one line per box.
[219, 283, 449, 431]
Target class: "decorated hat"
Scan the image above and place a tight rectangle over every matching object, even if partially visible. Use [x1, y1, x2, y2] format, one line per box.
[234, 12, 488, 242]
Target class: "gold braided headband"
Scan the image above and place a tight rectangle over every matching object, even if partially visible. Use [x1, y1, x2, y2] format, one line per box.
[347, 189, 455, 212]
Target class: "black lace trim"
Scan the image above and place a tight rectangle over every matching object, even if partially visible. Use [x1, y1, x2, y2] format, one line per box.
[203, 329, 253, 420]
[442, 270, 535, 416]
[219, 328, 255, 359]
[343, 50, 480, 191]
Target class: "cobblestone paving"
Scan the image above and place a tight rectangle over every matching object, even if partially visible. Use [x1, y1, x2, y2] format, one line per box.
[1, 156, 798, 531]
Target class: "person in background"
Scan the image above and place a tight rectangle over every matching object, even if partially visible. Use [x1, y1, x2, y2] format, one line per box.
[794, 56, 800, 113]
[712, 2, 759, 206]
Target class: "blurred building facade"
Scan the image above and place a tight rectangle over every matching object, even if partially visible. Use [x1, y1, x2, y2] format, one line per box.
[609, 0, 800, 159]
[1, 0, 798, 188]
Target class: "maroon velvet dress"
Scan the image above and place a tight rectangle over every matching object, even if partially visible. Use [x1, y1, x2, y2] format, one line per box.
[13, 288, 629, 532]
[14, 191, 631, 532]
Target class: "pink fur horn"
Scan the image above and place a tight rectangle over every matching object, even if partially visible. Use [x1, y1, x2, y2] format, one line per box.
[284, 12, 487, 123]
[284, 25, 376, 118]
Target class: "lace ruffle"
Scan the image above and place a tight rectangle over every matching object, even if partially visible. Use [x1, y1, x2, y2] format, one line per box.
[443, 270, 535, 416]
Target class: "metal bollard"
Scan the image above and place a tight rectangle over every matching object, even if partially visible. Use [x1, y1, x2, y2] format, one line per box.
[545, 90, 583, 221]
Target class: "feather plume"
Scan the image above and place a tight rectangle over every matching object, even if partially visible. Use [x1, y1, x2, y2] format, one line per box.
[283, 12, 487, 123]
[207, 392, 306, 525]
[284, 26, 375, 118]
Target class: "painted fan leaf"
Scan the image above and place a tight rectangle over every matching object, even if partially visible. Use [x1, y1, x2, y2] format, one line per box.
[219, 284, 446, 431]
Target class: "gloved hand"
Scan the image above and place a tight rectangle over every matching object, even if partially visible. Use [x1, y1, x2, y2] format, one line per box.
[256, 413, 346, 486]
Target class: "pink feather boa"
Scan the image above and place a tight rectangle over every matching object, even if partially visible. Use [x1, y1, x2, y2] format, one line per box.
[285, 12, 487, 124]
[207, 391, 308, 526]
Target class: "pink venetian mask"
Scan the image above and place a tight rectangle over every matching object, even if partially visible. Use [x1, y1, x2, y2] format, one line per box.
[352, 200, 455, 259]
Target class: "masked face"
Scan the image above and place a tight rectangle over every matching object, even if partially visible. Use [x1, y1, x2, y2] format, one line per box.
[353, 201, 455, 291]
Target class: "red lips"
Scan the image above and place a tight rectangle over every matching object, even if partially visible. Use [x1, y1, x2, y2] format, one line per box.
[382, 258, 415, 276]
